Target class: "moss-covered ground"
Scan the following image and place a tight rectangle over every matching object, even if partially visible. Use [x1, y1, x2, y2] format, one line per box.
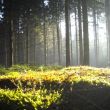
[0, 65, 110, 110]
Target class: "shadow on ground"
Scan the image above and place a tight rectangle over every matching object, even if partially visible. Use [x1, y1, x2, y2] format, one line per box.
[0, 79, 110, 110]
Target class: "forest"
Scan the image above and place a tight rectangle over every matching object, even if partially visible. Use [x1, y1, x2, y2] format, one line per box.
[0, 0, 109, 67]
[1, 0, 110, 110]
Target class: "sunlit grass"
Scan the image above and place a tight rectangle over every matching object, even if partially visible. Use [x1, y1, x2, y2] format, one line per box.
[0, 65, 110, 110]
[0, 88, 61, 110]
[1, 65, 110, 85]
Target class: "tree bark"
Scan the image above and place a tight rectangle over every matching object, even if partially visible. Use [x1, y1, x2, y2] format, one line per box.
[82, 0, 89, 65]
[4, 0, 12, 67]
[53, 25, 55, 64]
[56, 22, 61, 65]
[105, 0, 110, 66]
[75, 6, 79, 65]
[42, 0, 47, 65]
[78, 0, 83, 65]
[65, 0, 70, 66]
[93, 0, 98, 66]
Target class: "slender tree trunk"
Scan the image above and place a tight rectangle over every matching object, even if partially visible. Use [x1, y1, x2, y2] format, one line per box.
[105, 0, 110, 66]
[78, 0, 83, 65]
[93, 0, 98, 66]
[56, 22, 61, 65]
[46, 28, 49, 65]
[69, 14, 73, 65]
[75, 6, 79, 65]
[56, 0, 61, 65]
[43, 17, 47, 65]
[59, 22, 62, 65]
[53, 25, 55, 64]
[33, 32, 36, 65]
[82, 0, 89, 65]
[26, 22, 29, 64]
[65, 0, 70, 66]
[0, 23, 5, 66]
[42, 0, 47, 65]
[4, 0, 12, 67]
[11, 19, 15, 65]
[0, 1, 4, 65]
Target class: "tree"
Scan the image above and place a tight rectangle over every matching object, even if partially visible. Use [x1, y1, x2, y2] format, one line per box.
[78, 0, 83, 65]
[82, 0, 89, 65]
[65, 0, 70, 66]
[105, 0, 110, 66]
[93, 0, 98, 66]
[0, 0, 106, 67]
[0, 0, 5, 66]
[56, 0, 61, 65]
[3, 0, 12, 67]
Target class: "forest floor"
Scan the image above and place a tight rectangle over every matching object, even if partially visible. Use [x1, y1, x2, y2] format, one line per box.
[0, 65, 110, 110]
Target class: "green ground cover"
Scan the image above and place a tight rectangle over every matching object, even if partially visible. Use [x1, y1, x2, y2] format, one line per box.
[0, 65, 110, 110]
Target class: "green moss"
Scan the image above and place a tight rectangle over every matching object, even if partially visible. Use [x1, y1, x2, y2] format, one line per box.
[0, 89, 61, 110]
[0, 66, 110, 110]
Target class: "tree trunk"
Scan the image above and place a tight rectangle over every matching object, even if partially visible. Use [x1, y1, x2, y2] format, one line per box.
[93, 0, 98, 66]
[0, 23, 5, 66]
[25, 22, 29, 64]
[69, 13, 73, 65]
[42, 0, 47, 65]
[65, 0, 70, 66]
[78, 0, 83, 65]
[105, 0, 110, 66]
[75, 6, 79, 65]
[4, 0, 12, 67]
[53, 25, 55, 64]
[56, 22, 61, 65]
[56, 0, 61, 65]
[82, 0, 89, 65]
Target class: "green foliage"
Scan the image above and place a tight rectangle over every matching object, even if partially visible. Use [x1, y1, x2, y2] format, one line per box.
[9, 65, 31, 73]
[0, 89, 61, 110]
[0, 67, 8, 75]
[0, 66, 110, 110]
[9, 65, 63, 72]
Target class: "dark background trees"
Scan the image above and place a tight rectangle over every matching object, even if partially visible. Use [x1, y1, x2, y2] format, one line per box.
[0, 0, 108, 67]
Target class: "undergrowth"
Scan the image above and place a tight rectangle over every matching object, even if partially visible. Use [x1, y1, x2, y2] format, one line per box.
[0, 65, 110, 110]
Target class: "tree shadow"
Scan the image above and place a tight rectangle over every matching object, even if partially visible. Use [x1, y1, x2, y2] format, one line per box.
[0, 77, 110, 110]
[45, 80, 110, 110]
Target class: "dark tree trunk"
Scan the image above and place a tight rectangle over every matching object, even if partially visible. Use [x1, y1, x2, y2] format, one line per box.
[56, 22, 61, 65]
[11, 19, 15, 65]
[3, 0, 12, 67]
[78, 0, 83, 65]
[93, 0, 98, 66]
[75, 6, 79, 65]
[0, 1, 5, 66]
[53, 25, 55, 64]
[69, 13, 73, 65]
[105, 0, 110, 66]
[56, 0, 61, 65]
[82, 0, 89, 65]
[65, 0, 70, 66]
[0, 23, 5, 66]
[25, 22, 29, 64]
[42, 0, 47, 65]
